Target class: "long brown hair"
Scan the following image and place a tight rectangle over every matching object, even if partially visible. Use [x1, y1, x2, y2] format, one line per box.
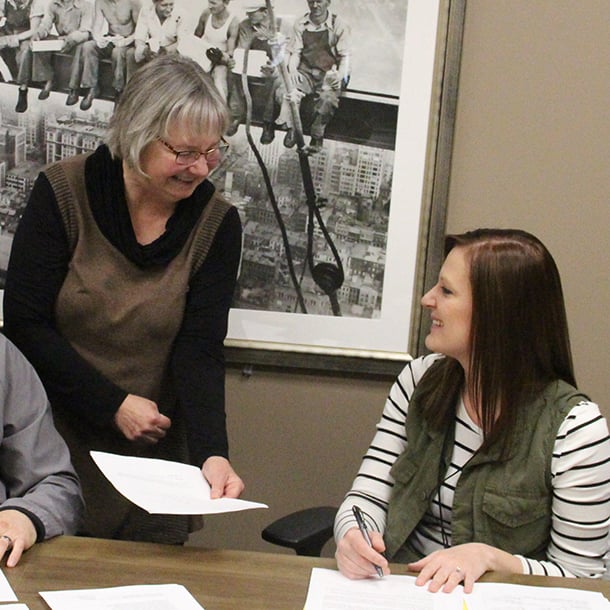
[418, 228, 577, 452]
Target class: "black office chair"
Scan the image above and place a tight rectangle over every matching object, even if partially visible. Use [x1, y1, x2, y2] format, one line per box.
[261, 506, 337, 557]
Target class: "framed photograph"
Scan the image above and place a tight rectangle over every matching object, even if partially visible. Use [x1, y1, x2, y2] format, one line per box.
[218, 0, 466, 376]
[0, 0, 465, 377]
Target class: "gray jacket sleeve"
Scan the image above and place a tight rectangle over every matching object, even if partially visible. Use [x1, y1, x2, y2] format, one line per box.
[0, 335, 84, 540]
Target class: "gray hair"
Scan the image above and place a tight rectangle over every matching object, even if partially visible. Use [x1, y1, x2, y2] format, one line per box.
[105, 55, 229, 175]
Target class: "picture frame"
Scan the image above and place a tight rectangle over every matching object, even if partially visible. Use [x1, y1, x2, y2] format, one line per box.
[222, 0, 466, 377]
[0, 0, 465, 379]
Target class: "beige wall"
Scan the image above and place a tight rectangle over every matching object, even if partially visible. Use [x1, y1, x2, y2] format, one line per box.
[189, 1, 610, 554]
[446, 1, 609, 413]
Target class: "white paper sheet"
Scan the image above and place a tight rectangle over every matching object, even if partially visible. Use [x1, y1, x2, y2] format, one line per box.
[465, 582, 610, 610]
[31, 40, 65, 52]
[304, 568, 610, 610]
[231, 48, 270, 77]
[177, 34, 211, 71]
[304, 568, 462, 610]
[40, 583, 204, 610]
[0, 568, 18, 602]
[90, 451, 267, 515]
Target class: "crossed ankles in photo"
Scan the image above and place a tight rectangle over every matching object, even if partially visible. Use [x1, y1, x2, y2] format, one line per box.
[307, 136, 324, 153]
[283, 127, 296, 148]
[260, 122, 275, 144]
[66, 89, 79, 105]
[79, 86, 98, 111]
[38, 80, 53, 100]
[226, 119, 240, 137]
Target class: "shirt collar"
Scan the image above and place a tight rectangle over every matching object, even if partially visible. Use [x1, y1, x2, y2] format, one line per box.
[51, 0, 81, 8]
[304, 11, 332, 29]
[6, 0, 29, 9]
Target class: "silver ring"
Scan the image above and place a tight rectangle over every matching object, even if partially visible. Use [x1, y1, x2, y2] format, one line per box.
[1, 535, 12, 544]
[455, 566, 462, 574]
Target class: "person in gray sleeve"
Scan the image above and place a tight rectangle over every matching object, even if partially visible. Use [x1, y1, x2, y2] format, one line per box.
[0, 334, 83, 567]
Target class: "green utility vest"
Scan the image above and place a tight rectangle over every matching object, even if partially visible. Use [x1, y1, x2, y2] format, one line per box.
[385, 378, 587, 562]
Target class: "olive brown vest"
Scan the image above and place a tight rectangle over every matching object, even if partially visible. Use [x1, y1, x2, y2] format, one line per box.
[44, 153, 232, 542]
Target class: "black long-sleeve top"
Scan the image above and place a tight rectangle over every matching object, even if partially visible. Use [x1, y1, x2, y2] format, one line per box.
[3, 146, 242, 467]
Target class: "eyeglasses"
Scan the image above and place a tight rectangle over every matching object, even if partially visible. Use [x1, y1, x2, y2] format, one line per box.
[157, 137, 230, 167]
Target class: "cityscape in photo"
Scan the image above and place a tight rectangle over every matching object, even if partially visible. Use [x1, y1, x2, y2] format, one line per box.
[0, 85, 394, 320]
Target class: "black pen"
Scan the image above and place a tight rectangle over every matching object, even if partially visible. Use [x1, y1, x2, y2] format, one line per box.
[352, 505, 384, 578]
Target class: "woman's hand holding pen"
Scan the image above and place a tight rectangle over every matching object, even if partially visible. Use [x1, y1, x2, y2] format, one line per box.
[114, 394, 171, 444]
[335, 527, 389, 579]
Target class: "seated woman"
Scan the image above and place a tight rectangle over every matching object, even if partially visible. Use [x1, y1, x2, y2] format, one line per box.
[334, 228, 610, 592]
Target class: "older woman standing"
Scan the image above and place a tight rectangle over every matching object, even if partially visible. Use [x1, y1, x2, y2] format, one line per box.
[3, 54, 244, 543]
[334, 229, 610, 590]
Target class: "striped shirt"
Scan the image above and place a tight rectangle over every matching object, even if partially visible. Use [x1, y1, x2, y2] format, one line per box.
[334, 354, 610, 577]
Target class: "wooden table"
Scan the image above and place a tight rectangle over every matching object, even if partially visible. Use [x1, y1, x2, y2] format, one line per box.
[4, 536, 610, 609]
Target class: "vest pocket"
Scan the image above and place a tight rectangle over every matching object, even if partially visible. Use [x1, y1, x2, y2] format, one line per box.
[389, 451, 420, 483]
[386, 451, 439, 559]
[481, 488, 550, 555]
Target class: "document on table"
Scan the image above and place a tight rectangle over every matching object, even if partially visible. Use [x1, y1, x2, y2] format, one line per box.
[304, 568, 610, 610]
[464, 582, 610, 610]
[0, 568, 18, 602]
[304, 568, 461, 610]
[90, 451, 268, 515]
[40, 583, 204, 610]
